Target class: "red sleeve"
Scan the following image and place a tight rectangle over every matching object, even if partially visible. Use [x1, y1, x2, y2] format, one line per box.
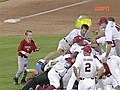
[18, 40, 24, 51]
[32, 40, 37, 52]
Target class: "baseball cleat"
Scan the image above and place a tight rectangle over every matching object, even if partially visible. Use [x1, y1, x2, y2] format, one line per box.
[13, 77, 18, 85]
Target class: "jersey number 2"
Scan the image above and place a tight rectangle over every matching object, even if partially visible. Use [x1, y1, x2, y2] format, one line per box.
[85, 63, 91, 72]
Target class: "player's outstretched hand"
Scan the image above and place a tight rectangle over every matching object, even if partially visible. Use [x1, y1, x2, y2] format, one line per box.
[35, 48, 40, 52]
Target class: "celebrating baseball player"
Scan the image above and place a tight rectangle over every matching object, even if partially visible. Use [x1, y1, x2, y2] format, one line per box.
[44, 16, 92, 62]
[97, 17, 120, 89]
[13, 30, 40, 85]
[73, 46, 104, 90]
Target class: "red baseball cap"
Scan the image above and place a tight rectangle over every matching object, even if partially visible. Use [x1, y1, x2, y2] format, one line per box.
[82, 46, 92, 53]
[65, 57, 74, 63]
[74, 35, 84, 43]
[98, 17, 108, 25]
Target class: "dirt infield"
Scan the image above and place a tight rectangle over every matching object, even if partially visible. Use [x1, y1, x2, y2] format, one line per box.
[0, 0, 119, 36]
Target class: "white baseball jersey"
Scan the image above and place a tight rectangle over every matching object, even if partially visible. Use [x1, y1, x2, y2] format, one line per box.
[69, 43, 84, 54]
[70, 43, 96, 56]
[52, 54, 73, 77]
[97, 37, 117, 56]
[64, 28, 82, 45]
[105, 21, 120, 41]
[74, 53, 103, 78]
[48, 54, 73, 88]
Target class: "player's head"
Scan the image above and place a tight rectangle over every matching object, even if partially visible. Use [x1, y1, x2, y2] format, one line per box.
[36, 59, 45, 72]
[81, 24, 89, 36]
[98, 17, 108, 28]
[82, 46, 92, 56]
[25, 30, 33, 41]
[74, 35, 84, 45]
[107, 17, 115, 22]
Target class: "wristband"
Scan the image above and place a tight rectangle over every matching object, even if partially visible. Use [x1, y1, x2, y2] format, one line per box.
[21, 51, 26, 55]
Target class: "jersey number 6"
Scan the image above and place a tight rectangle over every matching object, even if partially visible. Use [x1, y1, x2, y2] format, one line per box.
[85, 63, 91, 72]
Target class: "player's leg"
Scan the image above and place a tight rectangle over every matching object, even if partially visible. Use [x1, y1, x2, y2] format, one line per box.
[62, 67, 72, 89]
[44, 39, 70, 61]
[107, 56, 120, 86]
[21, 58, 29, 84]
[26, 68, 38, 75]
[115, 40, 120, 57]
[47, 69, 61, 89]
[66, 74, 76, 90]
[22, 71, 49, 90]
[13, 56, 25, 85]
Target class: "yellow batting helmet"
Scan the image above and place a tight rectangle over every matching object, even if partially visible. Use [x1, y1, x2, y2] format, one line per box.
[75, 15, 92, 28]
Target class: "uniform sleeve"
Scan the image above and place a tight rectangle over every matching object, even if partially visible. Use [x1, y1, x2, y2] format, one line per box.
[95, 59, 103, 69]
[73, 53, 82, 69]
[96, 37, 106, 45]
[105, 26, 113, 43]
[18, 40, 24, 51]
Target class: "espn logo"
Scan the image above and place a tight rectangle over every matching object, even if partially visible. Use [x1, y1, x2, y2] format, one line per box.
[95, 6, 111, 11]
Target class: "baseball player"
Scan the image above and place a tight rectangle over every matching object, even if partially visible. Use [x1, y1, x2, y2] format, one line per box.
[44, 16, 92, 62]
[97, 17, 120, 59]
[13, 30, 40, 85]
[96, 53, 119, 90]
[73, 46, 104, 90]
[37, 54, 75, 90]
[21, 58, 61, 90]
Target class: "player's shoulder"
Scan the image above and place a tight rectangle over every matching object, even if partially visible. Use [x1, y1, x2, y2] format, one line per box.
[71, 28, 80, 32]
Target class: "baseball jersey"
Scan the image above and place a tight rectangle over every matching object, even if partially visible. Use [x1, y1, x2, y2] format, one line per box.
[105, 21, 120, 42]
[97, 37, 117, 56]
[52, 54, 73, 77]
[64, 28, 85, 45]
[69, 43, 84, 54]
[18, 39, 37, 58]
[74, 53, 103, 78]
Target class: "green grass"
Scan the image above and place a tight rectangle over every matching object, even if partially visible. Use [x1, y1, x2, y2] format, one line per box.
[0, 34, 65, 90]
[0, 0, 8, 3]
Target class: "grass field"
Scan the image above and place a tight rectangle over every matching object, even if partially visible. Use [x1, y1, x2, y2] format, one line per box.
[0, 34, 65, 90]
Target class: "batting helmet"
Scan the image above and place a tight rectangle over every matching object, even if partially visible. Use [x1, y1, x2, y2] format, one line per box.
[75, 15, 92, 28]
[98, 17, 108, 25]
[74, 35, 84, 43]
[82, 46, 92, 53]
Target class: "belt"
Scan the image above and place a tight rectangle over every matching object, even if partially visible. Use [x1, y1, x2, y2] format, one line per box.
[106, 74, 112, 77]
[80, 77, 95, 80]
[19, 55, 28, 58]
[63, 38, 72, 46]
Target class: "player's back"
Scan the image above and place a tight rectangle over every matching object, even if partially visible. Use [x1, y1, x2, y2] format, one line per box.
[64, 28, 81, 45]
[79, 56, 99, 78]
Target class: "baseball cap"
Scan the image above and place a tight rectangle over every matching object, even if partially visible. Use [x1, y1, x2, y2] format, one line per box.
[65, 57, 74, 63]
[98, 17, 108, 25]
[74, 35, 84, 43]
[82, 46, 92, 53]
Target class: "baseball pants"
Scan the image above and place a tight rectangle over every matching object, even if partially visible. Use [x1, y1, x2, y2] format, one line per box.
[114, 39, 120, 57]
[15, 56, 29, 78]
[78, 78, 96, 90]
[107, 56, 120, 85]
